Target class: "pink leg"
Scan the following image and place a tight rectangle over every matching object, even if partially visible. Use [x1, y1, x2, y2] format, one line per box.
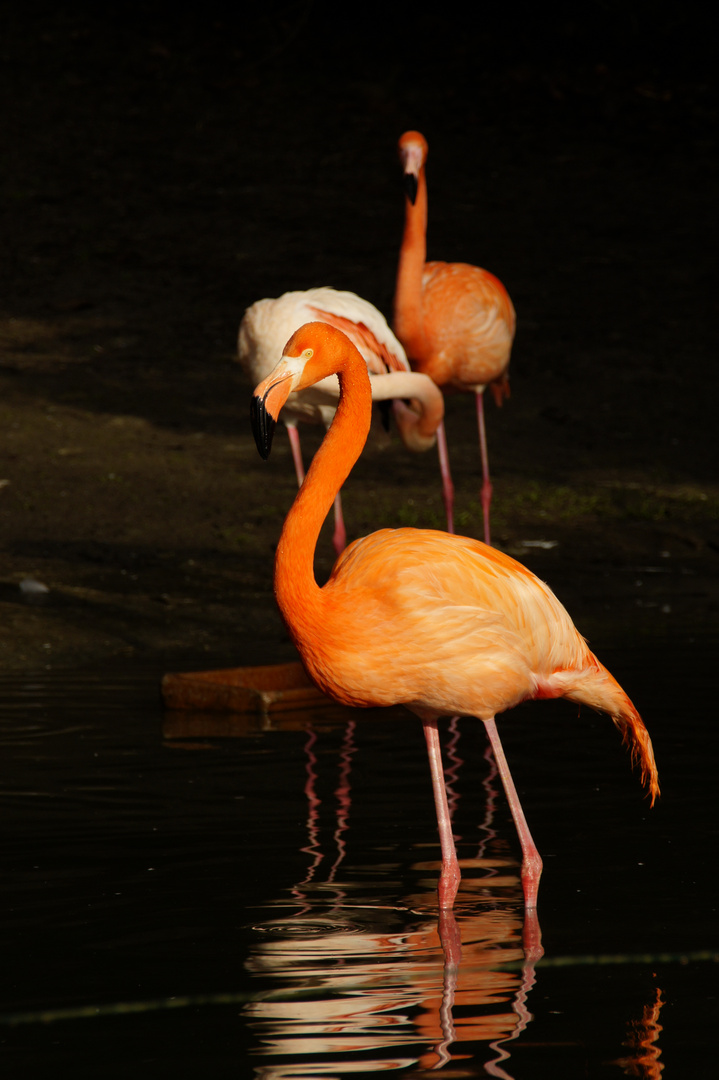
[483, 717, 543, 910]
[331, 492, 346, 556]
[475, 391, 492, 546]
[286, 424, 305, 486]
[435, 421, 455, 534]
[423, 718, 461, 908]
[437, 908, 462, 970]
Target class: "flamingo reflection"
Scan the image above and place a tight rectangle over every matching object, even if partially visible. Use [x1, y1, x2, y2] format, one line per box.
[246, 903, 534, 1077]
[613, 987, 665, 1078]
[292, 721, 357, 907]
[163, 706, 666, 1077]
[245, 716, 539, 1077]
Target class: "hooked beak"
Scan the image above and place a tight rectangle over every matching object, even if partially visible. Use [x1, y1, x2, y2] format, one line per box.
[250, 390, 276, 460]
[251, 370, 293, 460]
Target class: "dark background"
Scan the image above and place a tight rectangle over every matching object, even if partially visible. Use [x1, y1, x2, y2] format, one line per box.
[1, 0, 717, 671]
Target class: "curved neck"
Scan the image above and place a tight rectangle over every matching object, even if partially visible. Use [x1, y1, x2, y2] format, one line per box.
[371, 371, 443, 450]
[393, 166, 428, 356]
[274, 346, 372, 634]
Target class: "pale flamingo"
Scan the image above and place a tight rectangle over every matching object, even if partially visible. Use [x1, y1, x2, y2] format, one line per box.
[393, 130, 516, 545]
[239, 287, 444, 554]
[251, 322, 659, 919]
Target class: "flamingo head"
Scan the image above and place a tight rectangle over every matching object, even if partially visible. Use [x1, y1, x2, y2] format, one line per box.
[250, 322, 361, 459]
[398, 130, 428, 205]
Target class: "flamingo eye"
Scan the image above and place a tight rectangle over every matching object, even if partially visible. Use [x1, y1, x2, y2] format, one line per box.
[301, 348, 313, 361]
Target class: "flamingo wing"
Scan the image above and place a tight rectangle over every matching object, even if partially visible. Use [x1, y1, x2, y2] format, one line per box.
[308, 306, 409, 374]
[420, 262, 516, 392]
[313, 528, 585, 720]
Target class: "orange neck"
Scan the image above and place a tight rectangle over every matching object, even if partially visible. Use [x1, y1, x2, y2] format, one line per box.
[273, 344, 372, 642]
[393, 165, 428, 358]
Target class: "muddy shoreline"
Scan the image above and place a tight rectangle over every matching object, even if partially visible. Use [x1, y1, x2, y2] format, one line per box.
[1, 4, 716, 674]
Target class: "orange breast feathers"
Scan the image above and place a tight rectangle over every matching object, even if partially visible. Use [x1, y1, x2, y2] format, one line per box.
[417, 262, 516, 392]
[293, 528, 589, 720]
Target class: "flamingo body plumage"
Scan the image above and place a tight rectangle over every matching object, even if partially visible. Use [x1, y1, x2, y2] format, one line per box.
[239, 287, 444, 553]
[393, 130, 516, 543]
[251, 322, 659, 915]
[410, 262, 515, 397]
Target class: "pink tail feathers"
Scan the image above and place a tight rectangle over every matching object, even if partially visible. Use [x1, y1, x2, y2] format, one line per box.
[549, 660, 660, 805]
[615, 696, 660, 806]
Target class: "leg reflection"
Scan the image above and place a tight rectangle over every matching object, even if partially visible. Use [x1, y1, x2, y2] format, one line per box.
[248, 713, 542, 1078]
[292, 720, 357, 910]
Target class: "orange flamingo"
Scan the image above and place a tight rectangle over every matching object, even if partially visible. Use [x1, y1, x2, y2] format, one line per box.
[393, 130, 516, 545]
[239, 287, 444, 554]
[251, 322, 659, 916]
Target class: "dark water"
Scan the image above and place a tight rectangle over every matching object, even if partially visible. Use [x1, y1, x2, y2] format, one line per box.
[0, 640, 716, 1077]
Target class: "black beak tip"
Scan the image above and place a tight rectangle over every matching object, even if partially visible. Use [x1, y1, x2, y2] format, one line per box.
[250, 394, 276, 460]
[403, 172, 418, 205]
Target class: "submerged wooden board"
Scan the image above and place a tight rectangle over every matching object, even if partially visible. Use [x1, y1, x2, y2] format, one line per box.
[161, 703, 360, 739]
[161, 660, 332, 717]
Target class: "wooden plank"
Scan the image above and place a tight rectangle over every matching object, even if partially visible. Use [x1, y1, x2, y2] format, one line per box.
[160, 661, 332, 716]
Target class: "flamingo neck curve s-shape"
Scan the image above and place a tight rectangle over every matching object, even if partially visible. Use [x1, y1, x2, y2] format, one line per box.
[273, 343, 372, 642]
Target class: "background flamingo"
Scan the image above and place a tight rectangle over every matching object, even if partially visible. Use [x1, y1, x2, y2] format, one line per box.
[251, 321, 659, 926]
[239, 287, 444, 554]
[393, 130, 516, 545]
